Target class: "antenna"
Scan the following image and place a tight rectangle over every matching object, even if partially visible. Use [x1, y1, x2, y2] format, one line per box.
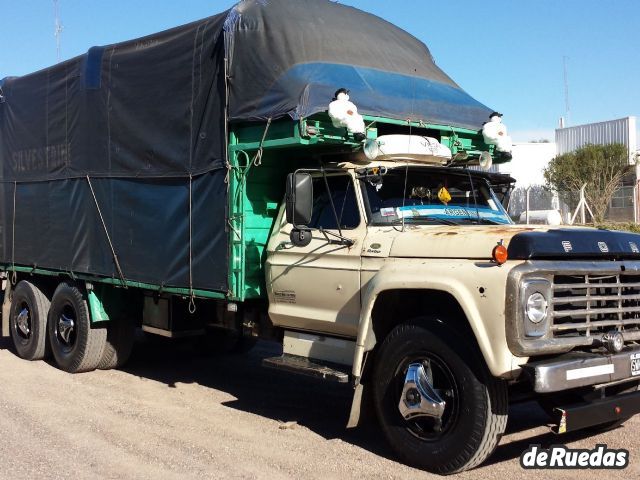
[563, 56, 570, 126]
[53, 0, 64, 62]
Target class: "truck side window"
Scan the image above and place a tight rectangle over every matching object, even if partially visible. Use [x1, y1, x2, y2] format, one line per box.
[309, 175, 360, 230]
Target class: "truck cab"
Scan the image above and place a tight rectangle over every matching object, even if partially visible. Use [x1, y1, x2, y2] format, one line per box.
[235, 116, 640, 474]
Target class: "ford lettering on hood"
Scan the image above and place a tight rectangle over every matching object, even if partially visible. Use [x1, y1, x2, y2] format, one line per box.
[508, 228, 640, 260]
[380, 225, 640, 260]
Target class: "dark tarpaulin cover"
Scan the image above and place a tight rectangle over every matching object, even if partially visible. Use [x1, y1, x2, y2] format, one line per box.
[0, 12, 229, 291]
[225, 0, 492, 128]
[0, 0, 492, 293]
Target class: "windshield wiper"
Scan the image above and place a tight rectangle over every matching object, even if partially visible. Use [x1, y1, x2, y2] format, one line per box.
[391, 217, 460, 226]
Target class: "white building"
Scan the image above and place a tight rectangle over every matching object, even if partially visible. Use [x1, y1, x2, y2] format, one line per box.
[496, 142, 557, 188]
[556, 116, 638, 222]
[497, 117, 638, 223]
[495, 142, 558, 222]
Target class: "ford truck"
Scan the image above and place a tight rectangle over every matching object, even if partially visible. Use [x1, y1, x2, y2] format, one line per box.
[1, 0, 638, 474]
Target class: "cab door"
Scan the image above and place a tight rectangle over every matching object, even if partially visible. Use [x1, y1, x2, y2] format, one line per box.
[265, 172, 365, 338]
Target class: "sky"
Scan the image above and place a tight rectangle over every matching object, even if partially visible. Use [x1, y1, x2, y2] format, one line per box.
[1, 0, 638, 142]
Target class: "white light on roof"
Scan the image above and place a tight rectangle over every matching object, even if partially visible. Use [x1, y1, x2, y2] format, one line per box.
[364, 135, 452, 164]
[363, 138, 380, 160]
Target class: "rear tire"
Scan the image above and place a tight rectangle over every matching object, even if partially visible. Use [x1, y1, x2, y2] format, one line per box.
[196, 326, 257, 356]
[9, 281, 51, 361]
[372, 318, 508, 474]
[98, 316, 135, 370]
[47, 282, 107, 373]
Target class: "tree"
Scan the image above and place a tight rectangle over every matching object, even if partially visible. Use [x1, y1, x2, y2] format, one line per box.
[543, 143, 632, 223]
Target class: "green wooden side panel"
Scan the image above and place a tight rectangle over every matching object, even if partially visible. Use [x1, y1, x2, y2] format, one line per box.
[227, 115, 494, 301]
[242, 154, 290, 299]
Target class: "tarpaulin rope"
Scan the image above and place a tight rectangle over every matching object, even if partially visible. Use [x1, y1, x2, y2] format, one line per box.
[252, 117, 272, 167]
[86, 176, 127, 288]
[10, 182, 17, 285]
[188, 173, 196, 314]
[232, 118, 273, 206]
[224, 160, 232, 184]
[395, 120, 413, 233]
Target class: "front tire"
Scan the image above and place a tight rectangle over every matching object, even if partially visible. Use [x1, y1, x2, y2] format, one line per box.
[373, 319, 508, 474]
[10, 280, 51, 361]
[47, 282, 107, 373]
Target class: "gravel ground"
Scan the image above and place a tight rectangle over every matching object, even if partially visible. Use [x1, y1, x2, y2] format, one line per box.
[0, 335, 638, 480]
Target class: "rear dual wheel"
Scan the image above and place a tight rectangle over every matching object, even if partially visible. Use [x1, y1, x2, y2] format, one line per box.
[98, 315, 135, 370]
[10, 281, 51, 361]
[11, 280, 132, 372]
[47, 282, 107, 373]
[197, 326, 258, 356]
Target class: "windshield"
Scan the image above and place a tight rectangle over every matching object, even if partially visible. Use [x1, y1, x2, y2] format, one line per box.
[360, 167, 513, 226]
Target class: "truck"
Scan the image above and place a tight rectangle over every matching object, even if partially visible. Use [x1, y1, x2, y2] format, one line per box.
[1, 0, 639, 474]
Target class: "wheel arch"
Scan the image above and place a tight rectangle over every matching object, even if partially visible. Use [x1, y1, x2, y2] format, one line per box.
[347, 278, 509, 428]
[354, 283, 501, 378]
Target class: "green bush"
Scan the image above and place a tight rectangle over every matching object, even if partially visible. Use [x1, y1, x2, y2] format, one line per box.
[595, 222, 640, 233]
[544, 143, 632, 223]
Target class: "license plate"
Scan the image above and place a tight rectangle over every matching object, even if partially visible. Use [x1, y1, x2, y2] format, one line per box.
[632, 353, 640, 376]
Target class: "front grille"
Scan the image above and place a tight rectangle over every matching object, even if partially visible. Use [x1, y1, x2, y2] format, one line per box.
[552, 273, 640, 339]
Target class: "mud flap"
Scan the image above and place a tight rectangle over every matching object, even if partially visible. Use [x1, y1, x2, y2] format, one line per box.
[1, 279, 12, 337]
[347, 383, 365, 428]
[347, 382, 375, 428]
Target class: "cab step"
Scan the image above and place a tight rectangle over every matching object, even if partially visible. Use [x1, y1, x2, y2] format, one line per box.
[262, 353, 350, 383]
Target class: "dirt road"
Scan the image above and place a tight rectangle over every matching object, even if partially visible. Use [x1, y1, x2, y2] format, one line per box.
[0, 336, 638, 480]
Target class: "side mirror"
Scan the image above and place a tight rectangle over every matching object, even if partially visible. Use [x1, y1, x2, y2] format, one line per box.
[285, 172, 313, 226]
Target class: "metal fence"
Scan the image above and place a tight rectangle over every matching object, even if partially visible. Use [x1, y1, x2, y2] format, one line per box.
[508, 185, 636, 225]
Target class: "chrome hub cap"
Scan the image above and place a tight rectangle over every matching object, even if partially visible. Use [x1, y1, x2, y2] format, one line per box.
[16, 307, 31, 337]
[399, 361, 446, 421]
[58, 313, 75, 345]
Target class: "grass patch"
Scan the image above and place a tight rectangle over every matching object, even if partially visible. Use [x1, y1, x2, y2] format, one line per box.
[595, 222, 640, 233]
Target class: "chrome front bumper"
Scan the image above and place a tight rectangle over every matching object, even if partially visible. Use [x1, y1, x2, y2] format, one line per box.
[523, 345, 640, 393]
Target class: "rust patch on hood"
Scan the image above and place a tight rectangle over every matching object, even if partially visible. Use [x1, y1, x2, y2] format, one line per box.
[389, 225, 550, 259]
[490, 227, 537, 235]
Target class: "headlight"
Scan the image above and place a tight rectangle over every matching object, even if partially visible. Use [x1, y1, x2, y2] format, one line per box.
[520, 278, 552, 338]
[526, 292, 548, 323]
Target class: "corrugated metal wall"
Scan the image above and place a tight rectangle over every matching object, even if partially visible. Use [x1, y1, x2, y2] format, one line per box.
[555, 116, 639, 223]
[555, 116, 637, 161]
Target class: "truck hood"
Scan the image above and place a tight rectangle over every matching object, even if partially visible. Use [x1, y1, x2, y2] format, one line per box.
[386, 225, 640, 260]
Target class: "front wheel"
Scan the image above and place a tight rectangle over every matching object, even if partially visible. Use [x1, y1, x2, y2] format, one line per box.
[372, 319, 508, 474]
